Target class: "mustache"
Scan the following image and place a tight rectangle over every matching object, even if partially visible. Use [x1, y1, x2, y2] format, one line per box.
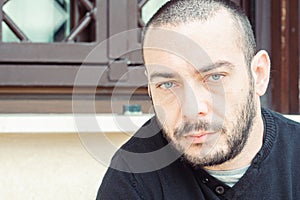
[174, 120, 223, 138]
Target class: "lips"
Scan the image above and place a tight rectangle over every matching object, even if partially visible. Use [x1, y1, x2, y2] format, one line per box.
[184, 132, 214, 144]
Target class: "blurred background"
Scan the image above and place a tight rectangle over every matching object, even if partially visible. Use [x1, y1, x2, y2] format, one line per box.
[0, 0, 299, 199]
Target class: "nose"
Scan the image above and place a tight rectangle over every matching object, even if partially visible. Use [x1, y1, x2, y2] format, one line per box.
[181, 82, 210, 120]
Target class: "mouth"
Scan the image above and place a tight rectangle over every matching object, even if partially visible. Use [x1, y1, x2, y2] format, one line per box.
[183, 131, 217, 144]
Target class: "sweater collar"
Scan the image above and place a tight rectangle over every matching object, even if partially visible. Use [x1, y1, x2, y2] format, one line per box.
[251, 108, 277, 167]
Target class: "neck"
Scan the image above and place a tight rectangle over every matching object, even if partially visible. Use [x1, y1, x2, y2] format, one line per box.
[204, 108, 264, 171]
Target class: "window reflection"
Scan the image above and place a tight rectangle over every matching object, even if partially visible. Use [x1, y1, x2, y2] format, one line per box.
[2, 0, 70, 43]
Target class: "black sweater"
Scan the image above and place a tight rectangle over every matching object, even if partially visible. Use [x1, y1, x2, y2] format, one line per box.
[97, 108, 300, 200]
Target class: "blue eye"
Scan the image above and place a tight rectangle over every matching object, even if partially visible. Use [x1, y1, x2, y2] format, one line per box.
[208, 74, 224, 81]
[159, 82, 174, 89]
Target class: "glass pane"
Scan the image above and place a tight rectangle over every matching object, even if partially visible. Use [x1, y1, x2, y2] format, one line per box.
[2, 0, 70, 43]
[2, 22, 20, 42]
[142, 0, 170, 25]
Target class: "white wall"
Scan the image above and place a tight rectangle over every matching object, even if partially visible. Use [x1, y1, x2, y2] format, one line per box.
[0, 114, 153, 200]
[0, 132, 130, 200]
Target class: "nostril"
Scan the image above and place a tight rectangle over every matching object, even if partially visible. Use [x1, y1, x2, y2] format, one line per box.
[198, 111, 208, 116]
[197, 101, 209, 117]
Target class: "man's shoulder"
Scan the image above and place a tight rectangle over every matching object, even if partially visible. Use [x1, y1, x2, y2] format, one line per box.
[262, 109, 300, 137]
[119, 116, 167, 153]
[109, 116, 181, 173]
[264, 108, 300, 130]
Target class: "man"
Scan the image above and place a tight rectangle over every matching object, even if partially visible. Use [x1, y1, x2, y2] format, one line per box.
[97, 0, 300, 199]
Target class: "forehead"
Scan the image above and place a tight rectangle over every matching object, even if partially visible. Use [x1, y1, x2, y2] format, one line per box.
[143, 10, 244, 71]
[144, 9, 238, 45]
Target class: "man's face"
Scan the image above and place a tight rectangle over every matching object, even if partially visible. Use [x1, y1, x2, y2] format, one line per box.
[143, 12, 258, 167]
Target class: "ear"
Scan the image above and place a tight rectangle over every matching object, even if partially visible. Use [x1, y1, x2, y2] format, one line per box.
[145, 70, 152, 97]
[250, 50, 271, 96]
[148, 84, 152, 97]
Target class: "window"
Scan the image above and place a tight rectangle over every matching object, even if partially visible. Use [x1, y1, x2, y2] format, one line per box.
[3, 0, 71, 43]
[0, 0, 150, 113]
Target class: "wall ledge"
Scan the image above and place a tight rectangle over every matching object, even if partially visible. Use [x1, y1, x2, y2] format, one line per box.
[0, 114, 153, 133]
[0, 114, 298, 134]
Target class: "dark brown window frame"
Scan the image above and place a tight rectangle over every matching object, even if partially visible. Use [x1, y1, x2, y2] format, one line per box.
[0, 0, 146, 87]
[0, 0, 148, 113]
[0, 0, 107, 63]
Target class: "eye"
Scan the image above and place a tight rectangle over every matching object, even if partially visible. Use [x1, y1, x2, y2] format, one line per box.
[158, 81, 175, 89]
[207, 74, 225, 82]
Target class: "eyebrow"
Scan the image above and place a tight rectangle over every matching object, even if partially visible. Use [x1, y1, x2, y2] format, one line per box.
[199, 61, 235, 73]
[150, 72, 176, 82]
[149, 61, 234, 82]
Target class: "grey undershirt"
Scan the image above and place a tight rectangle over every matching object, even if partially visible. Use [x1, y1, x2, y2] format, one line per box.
[205, 165, 250, 187]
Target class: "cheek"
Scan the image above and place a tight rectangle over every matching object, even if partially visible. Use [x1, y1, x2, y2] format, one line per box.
[151, 91, 182, 130]
[225, 84, 249, 104]
[219, 83, 250, 125]
[209, 82, 247, 122]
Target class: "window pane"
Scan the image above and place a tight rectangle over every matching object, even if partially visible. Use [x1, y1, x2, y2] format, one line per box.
[2, 22, 20, 42]
[141, 0, 170, 24]
[2, 0, 70, 43]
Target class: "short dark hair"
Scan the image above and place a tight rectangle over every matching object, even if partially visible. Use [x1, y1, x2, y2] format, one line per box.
[144, 0, 256, 69]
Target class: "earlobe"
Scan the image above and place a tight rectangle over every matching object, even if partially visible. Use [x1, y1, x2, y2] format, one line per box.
[251, 50, 271, 96]
[148, 85, 152, 97]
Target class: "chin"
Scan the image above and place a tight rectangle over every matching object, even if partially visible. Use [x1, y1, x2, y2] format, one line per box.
[182, 143, 233, 167]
